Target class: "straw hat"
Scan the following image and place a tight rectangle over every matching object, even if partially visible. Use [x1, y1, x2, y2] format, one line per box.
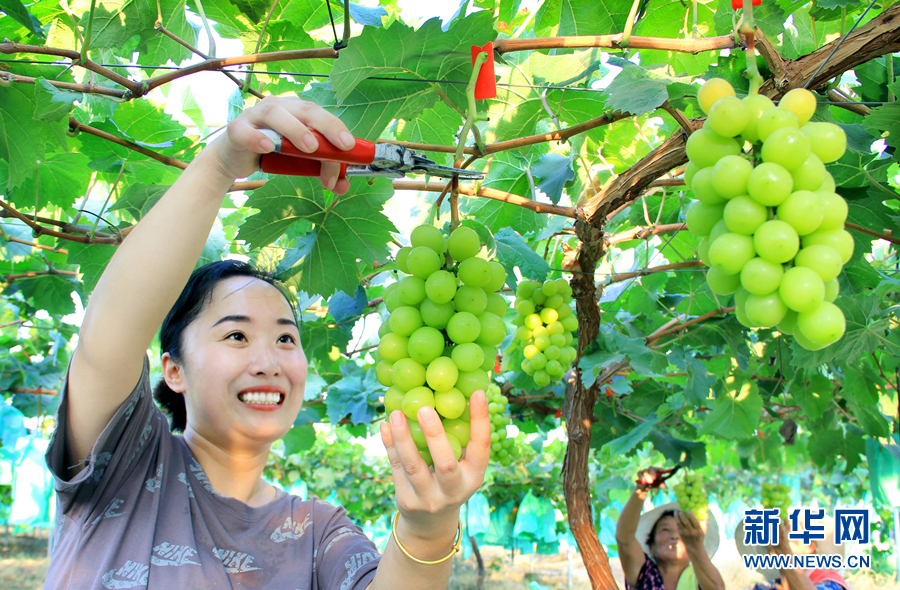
[734, 516, 844, 581]
[635, 501, 720, 560]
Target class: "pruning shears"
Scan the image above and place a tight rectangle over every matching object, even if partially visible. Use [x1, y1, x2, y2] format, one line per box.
[258, 129, 484, 180]
[636, 464, 683, 489]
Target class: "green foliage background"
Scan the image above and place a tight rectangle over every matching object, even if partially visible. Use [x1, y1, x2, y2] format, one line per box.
[0, 0, 898, 569]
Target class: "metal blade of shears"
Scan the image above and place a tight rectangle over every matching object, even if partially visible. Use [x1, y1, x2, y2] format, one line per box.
[407, 154, 484, 179]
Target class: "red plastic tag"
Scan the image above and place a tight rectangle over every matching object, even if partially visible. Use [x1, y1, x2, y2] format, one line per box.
[471, 42, 496, 100]
[731, 0, 762, 9]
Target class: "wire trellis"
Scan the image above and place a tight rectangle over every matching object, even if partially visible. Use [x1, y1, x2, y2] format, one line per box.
[0, 58, 894, 107]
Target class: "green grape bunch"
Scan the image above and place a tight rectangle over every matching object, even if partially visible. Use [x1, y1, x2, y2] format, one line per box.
[377, 224, 509, 467]
[505, 279, 579, 386]
[761, 482, 792, 520]
[673, 470, 710, 521]
[486, 383, 519, 466]
[685, 78, 851, 351]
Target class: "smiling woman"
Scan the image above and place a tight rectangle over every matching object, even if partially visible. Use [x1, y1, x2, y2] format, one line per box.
[153, 261, 300, 434]
[41, 95, 491, 590]
[615, 467, 725, 590]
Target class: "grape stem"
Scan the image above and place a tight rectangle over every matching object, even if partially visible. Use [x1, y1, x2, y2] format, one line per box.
[740, 1, 763, 96]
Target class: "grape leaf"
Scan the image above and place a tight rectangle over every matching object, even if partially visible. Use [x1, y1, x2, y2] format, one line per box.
[842, 362, 880, 406]
[848, 401, 890, 438]
[590, 404, 639, 450]
[790, 374, 833, 421]
[302, 372, 328, 403]
[15, 152, 92, 210]
[493, 227, 550, 290]
[328, 286, 368, 324]
[808, 425, 865, 471]
[16, 275, 77, 316]
[0, 221, 34, 261]
[634, 0, 716, 76]
[782, 6, 818, 60]
[650, 430, 707, 469]
[253, 21, 335, 78]
[537, 0, 631, 37]
[0, 0, 45, 39]
[603, 413, 659, 456]
[299, 82, 437, 141]
[325, 363, 382, 425]
[0, 65, 68, 190]
[300, 320, 353, 366]
[138, 0, 194, 65]
[349, 2, 387, 26]
[395, 101, 461, 167]
[461, 195, 546, 237]
[276, 234, 318, 279]
[33, 79, 82, 122]
[612, 332, 666, 375]
[484, 59, 546, 144]
[109, 184, 169, 220]
[861, 98, 900, 159]
[530, 49, 606, 87]
[65, 242, 117, 293]
[846, 194, 896, 234]
[604, 57, 672, 117]
[817, 0, 865, 9]
[329, 11, 495, 104]
[532, 153, 574, 205]
[282, 424, 317, 455]
[670, 349, 716, 406]
[77, 0, 156, 54]
[178, 87, 208, 136]
[108, 99, 188, 149]
[699, 379, 762, 440]
[238, 176, 396, 298]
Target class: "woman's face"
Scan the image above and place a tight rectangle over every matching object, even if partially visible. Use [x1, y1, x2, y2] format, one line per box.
[164, 276, 307, 450]
[650, 515, 688, 563]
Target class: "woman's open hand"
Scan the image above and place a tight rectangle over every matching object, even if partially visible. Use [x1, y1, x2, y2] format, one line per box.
[208, 95, 356, 193]
[379, 390, 491, 554]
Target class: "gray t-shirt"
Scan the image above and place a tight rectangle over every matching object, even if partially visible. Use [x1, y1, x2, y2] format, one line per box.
[44, 357, 381, 589]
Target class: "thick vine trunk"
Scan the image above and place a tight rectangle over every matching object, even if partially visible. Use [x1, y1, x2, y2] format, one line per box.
[562, 220, 619, 590]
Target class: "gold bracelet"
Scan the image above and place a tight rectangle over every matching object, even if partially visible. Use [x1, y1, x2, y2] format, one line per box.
[391, 510, 462, 566]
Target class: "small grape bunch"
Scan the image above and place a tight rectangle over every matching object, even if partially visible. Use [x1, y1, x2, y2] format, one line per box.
[377, 224, 509, 467]
[673, 470, 710, 521]
[685, 78, 851, 351]
[506, 279, 579, 386]
[761, 482, 792, 520]
[486, 383, 518, 466]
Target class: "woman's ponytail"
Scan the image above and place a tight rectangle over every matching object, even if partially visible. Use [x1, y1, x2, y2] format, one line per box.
[153, 378, 187, 433]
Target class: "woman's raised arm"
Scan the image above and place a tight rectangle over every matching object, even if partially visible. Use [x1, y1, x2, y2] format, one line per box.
[616, 468, 661, 586]
[64, 97, 356, 474]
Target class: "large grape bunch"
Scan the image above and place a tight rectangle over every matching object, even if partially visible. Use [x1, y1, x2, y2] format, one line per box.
[673, 470, 709, 521]
[761, 482, 792, 520]
[685, 78, 851, 351]
[377, 224, 509, 466]
[486, 383, 519, 466]
[505, 279, 579, 386]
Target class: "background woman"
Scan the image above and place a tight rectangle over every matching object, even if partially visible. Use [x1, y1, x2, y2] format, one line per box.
[616, 467, 725, 590]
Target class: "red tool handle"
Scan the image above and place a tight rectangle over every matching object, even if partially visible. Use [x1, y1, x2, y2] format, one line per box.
[278, 129, 375, 164]
[260, 153, 348, 179]
[260, 129, 374, 179]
